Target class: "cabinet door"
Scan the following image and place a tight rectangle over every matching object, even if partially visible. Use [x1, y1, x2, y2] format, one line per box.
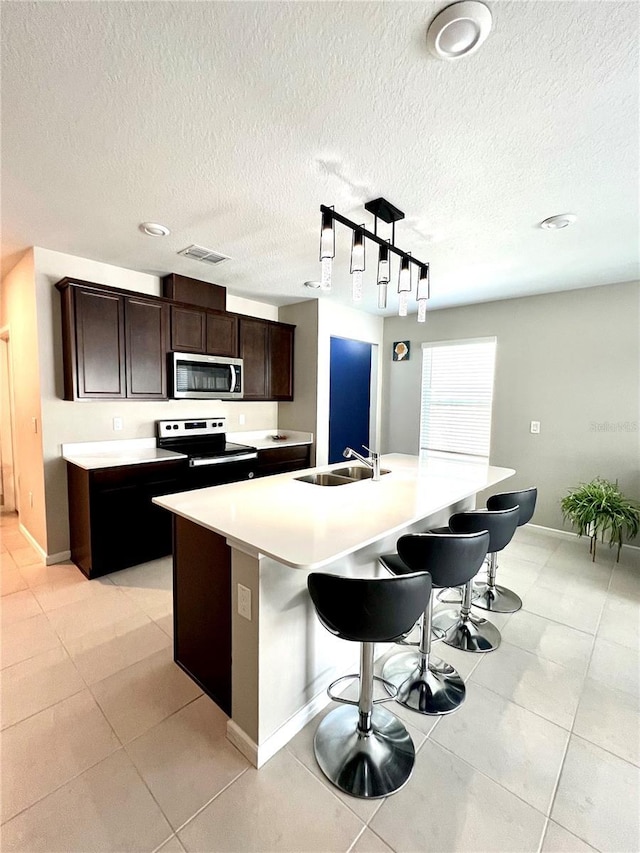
[125, 297, 168, 399]
[75, 288, 126, 399]
[170, 306, 206, 352]
[239, 317, 269, 400]
[206, 312, 238, 356]
[268, 322, 294, 401]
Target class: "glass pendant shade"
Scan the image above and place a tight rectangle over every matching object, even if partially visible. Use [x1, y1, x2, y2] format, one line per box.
[320, 210, 335, 261]
[352, 270, 363, 302]
[417, 299, 427, 323]
[321, 257, 332, 291]
[350, 227, 365, 272]
[398, 256, 411, 292]
[377, 282, 388, 309]
[398, 290, 409, 317]
[350, 227, 365, 303]
[377, 244, 390, 286]
[417, 265, 430, 301]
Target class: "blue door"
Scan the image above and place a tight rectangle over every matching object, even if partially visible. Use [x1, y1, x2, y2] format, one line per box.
[329, 337, 372, 464]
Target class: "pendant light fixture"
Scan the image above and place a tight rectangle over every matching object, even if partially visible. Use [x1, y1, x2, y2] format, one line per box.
[350, 226, 365, 302]
[377, 243, 390, 309]
[398, 256, 411, 317]
[417, 264, 430, 323]
[319, 207, 335, 291]
[318, 197, 431, 321]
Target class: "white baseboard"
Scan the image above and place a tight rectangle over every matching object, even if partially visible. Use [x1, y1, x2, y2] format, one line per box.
[227, 688, 331, 769]
[528, 523, 639, 552]
[47, 549, 72, 565]
[18, 523, 46, 563]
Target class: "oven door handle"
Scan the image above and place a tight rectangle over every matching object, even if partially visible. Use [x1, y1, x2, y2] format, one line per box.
[189, 452, 258, 468]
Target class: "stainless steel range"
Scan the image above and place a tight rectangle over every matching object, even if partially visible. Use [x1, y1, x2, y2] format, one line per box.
[156, 418, 258, 487]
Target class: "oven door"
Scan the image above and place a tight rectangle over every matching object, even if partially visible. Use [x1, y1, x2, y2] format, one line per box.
[171, 352, 244, 400]
[183, 456, 257, 489]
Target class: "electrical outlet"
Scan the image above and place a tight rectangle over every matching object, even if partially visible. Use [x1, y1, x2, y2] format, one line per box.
[237, 584, 252, 620]
[530, 420, 541, 434]
[239, 414, 246, 426]
[113, 417, 123, 431]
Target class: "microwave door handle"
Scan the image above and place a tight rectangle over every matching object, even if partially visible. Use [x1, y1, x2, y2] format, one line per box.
[229, 365, 236, 391]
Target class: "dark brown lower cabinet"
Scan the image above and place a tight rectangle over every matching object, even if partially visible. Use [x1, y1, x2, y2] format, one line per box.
[256, 444, 311, 477]
[66, 459, 186, 578]
[172, 516, 232, 715]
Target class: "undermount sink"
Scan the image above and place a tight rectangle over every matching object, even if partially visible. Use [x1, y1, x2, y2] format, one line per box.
[331, 466, 391, 480]
[295, 467, 391, 486]
[295, 473, 354, 486]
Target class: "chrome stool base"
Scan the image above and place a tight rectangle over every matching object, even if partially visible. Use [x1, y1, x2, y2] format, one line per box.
[382, 651, 465, 715]
[432, 608, 501, 653]
[314, 704, 415, 798]
[472, 582, 522, 613]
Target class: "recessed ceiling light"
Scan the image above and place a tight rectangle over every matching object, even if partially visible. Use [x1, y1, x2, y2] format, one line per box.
[304, 280, 321, 289]
[139, 222, 170, 237]
[539, 214, 577, 230]
[427, 1, 492, 60]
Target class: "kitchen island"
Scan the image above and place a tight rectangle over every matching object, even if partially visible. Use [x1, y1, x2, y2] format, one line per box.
[153, 453, 514, 767]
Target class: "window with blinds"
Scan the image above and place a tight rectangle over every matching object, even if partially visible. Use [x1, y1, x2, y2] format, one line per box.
[420, 338, 497, 458]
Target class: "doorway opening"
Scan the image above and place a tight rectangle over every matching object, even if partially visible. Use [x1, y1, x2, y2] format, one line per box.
[328, 337, 377, 465]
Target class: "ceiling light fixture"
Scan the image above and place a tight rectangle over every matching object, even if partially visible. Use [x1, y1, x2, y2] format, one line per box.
[539, 213, 577, 230]
[319, 197, 431, 321]
[427, 1, 492, 60]
[139, 222, 170, 237]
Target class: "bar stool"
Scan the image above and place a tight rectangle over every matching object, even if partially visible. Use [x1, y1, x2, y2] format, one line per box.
[379, 530, 490, 715]
[431, 506, 520, 652]
[473, 487, 538, 613]
[307, 570, 432, 799]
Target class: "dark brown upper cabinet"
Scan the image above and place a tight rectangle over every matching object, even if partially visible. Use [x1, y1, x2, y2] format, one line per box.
[125, 295, 169, 399]
[57, 277, 293, 402]
[170, 305, 206, 353]
[57, 279, 168, 401]
[169, 305, 238, 357]
[239, 317, 294, 401]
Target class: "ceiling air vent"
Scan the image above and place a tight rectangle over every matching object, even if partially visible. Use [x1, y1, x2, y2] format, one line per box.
[177, 244, 231, 266]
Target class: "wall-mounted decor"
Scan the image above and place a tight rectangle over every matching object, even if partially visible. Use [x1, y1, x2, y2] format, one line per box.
[393, 341, 410, 361]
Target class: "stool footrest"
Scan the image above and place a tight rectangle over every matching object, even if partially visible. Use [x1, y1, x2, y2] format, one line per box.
[327, 673, 399, 705]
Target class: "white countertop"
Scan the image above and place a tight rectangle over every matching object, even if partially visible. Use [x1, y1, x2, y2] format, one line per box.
[227, 430, 313, 450]
[153, 453, 515, 570]
[62, 431, 313, 470]
[62, 438, 186, 470]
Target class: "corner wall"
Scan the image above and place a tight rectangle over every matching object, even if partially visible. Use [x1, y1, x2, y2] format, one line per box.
[382, 281, 640, 535]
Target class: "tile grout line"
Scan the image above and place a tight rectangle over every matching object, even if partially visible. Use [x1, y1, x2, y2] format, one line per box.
[540, 561, 613, 852]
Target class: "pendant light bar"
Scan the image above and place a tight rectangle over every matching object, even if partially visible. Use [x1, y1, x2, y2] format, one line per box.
[318, 199, 431, 320]
[320, 205, 429, 271]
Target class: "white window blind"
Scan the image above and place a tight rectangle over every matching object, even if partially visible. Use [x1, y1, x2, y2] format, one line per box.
[420, 338, 497, 458]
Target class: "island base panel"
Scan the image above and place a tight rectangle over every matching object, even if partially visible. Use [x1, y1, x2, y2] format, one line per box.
[173, 515, 232, 715]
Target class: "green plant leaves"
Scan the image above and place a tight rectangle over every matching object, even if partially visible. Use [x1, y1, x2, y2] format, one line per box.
[560, 477, 640, 561]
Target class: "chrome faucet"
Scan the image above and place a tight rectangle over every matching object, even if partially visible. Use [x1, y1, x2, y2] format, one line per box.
[343, 445, 381, 481]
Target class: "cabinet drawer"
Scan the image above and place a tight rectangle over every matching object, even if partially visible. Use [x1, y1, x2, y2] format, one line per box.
[257, 445, 310, 477]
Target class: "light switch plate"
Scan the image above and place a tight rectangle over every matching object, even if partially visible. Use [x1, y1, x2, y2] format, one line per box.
[113, 417, 123, 431]
[530, 420, 540, 434]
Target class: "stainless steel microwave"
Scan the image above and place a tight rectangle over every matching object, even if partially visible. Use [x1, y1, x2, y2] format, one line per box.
[170, 352, 244, 400]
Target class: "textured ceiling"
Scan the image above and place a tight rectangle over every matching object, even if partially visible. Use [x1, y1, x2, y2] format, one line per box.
[1, 1, 639, 316]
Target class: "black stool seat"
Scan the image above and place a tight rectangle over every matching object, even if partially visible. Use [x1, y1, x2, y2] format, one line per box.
[487, 488, 537, 525]
[381, 531, 489, 716]
[452, 500, 524, 613]
[308, 571, 431, 799]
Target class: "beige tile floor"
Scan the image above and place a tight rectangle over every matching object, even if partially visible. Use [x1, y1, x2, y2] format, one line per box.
[1, 512, 639, 852]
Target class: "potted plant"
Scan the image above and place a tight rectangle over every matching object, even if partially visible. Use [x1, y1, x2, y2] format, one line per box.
[560, 477, 640, 562]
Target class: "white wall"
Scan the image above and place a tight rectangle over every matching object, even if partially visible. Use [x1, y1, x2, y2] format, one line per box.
[382, 280, 640, 536]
